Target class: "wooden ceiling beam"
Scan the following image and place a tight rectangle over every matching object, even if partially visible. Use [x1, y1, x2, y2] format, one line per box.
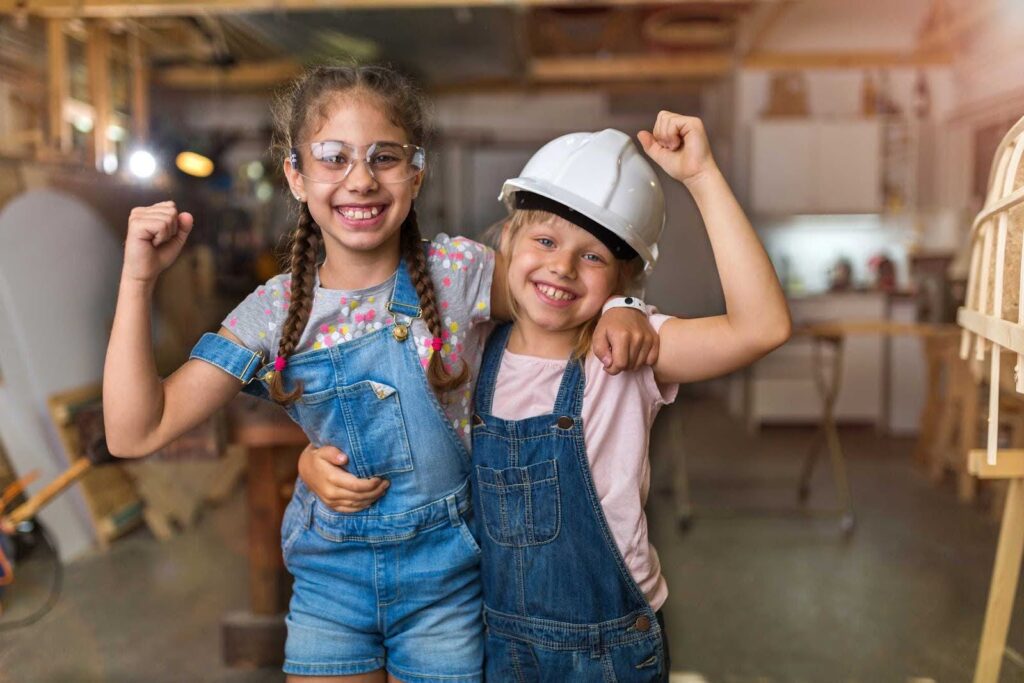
[2, 0, 758, 19]
[743, 49, 954, 69]
[154, 59, 301, 89]
[530, 53, 733, 83]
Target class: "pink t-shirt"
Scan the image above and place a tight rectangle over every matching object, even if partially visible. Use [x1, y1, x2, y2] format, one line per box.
[490, 315, 678, 610]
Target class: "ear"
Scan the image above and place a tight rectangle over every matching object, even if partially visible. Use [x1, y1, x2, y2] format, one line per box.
[410, 168, 425, 199]
[498, 221, 513, 253]
[283, 155, 306, 201]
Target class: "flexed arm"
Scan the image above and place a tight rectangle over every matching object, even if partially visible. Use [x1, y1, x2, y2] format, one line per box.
[103, 202, 243, 457]
[638, 113, 791, 384]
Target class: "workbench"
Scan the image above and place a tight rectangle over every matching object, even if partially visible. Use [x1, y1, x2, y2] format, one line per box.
[221, 395, 306, 668]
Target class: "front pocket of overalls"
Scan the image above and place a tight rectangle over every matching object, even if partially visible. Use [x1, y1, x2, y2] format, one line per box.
[475, 460, 561, 547]
[280, 492, 308, 564]
[338, 380, 414, 478]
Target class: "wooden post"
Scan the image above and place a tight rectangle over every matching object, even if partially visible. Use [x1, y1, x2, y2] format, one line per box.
[128, 30, 149, 142]
[970, 450, 1024, 683]
[246, 444, 290, 614]
[46, 19, 69, 155]
[86, 21, 112, 171]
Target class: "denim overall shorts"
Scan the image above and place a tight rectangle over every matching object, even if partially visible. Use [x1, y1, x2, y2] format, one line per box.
[471, 324, 667, 682]
[190, 259, 484, 682]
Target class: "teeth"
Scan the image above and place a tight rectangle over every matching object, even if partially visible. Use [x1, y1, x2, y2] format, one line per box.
[340, 206, 382, 220]
[537, 284, 575, 301]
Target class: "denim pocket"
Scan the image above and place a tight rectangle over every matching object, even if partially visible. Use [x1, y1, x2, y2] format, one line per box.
[455, 517, 482, 556]
[475, 460, 561, 547]
[338, 380, 414, 478]
[280, 495, 308, 564]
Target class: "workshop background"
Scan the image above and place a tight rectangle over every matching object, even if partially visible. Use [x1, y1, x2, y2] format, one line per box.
[1, 0, 1023, 681]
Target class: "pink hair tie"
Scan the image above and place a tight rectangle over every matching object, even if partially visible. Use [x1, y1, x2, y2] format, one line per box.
[429, 338, 443, 352]
[274, 356, 288, 372]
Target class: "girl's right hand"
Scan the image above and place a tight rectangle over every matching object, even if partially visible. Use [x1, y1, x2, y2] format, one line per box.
[123, 201, 195, 283]
[297, 443, 390, 513]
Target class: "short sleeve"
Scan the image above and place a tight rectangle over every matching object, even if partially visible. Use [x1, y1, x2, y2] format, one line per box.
[427, 233, 495, 327]
[220, 274, 291, 359]
[646, 314, 679, 407]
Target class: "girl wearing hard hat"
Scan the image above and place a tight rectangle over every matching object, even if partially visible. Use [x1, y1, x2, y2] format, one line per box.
[469, 111, 790, 680]
[298, 111, 790, 680]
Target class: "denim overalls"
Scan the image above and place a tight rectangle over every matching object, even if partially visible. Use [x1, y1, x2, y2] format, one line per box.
[471, 324, 667, 682]
[190, 259, 484, 682]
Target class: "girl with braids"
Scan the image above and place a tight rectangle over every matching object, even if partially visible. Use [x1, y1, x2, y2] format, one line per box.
[103, 63, 656, 683]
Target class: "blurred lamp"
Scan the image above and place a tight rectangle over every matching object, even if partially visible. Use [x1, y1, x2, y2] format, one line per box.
[176, 151, 215, 178]
[128, 150, 157, 179]
[102, 152, 118, 174]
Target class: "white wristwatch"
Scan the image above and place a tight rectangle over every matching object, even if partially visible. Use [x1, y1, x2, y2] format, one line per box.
[601, 296, 648, 315]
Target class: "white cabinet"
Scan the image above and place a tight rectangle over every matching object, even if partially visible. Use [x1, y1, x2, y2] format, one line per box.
[751, 119, 882, 214]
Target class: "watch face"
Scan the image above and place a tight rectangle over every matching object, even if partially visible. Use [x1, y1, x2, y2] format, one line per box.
[625, 297, 634, 305]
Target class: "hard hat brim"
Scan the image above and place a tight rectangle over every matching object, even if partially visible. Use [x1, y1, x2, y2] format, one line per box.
[500, 177, 658, 271]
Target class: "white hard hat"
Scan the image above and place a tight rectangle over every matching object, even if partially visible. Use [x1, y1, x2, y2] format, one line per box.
[500, 129, 665, 272]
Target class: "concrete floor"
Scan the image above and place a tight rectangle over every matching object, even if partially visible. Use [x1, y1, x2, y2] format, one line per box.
[2, 396, 1022, 682]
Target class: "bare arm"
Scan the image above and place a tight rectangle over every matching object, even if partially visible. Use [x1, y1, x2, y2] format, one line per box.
[490, 248, 511, 321]
[103, 202, 244, 456]
[638, 113, 791, 385]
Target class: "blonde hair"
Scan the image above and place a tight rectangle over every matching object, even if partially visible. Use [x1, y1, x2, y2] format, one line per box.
[495, 208, 644, 360]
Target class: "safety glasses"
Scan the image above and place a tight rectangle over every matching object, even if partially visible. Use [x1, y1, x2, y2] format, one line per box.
[291, 141, 426, 185]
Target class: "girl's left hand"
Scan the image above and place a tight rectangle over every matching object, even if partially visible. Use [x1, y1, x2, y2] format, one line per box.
[637, 112, 717, 186]
[592, 307, 659, 375]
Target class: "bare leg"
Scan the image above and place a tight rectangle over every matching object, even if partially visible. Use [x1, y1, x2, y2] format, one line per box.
[287, 671, 387, 683]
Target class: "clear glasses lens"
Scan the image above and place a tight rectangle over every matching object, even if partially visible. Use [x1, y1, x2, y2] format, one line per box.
[301, 141, 425, 184]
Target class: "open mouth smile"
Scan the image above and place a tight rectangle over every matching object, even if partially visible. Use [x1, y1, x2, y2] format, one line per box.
[336, 203, 388, 224]
[533, 282, 579, 306]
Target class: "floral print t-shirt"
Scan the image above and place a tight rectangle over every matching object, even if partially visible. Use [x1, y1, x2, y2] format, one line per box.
[222, 233, 495, 449]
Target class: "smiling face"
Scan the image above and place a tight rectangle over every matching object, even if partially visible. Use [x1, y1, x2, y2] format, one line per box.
[504, 211, 625, 352]
[283, 92, 423, 267]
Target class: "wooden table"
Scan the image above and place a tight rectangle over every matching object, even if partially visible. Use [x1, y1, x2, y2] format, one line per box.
[790, 320, 957, 533]
[221, 396, 307, 668]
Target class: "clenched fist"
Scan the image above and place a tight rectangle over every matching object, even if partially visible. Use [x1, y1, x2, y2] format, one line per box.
[122, 201, 195, 284]
[637, 112, 718, 187]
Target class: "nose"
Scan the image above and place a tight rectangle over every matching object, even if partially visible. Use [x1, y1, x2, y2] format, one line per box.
[343, 158, 378, 193]
[547, 250, 576, 279]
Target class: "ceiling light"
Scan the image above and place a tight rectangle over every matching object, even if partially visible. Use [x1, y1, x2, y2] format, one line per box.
[176, 151, 214, 178]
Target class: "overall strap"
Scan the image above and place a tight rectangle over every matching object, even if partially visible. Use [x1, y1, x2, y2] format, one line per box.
[386, 253, 423, 319]
[189, 332, 264, 384]
[551, 353, 585, 418]
[475, 323, 513, 414]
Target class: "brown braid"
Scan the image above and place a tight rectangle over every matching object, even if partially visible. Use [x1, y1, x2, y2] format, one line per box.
[268, 203, 321, 403]
[401, 206, 469, 393]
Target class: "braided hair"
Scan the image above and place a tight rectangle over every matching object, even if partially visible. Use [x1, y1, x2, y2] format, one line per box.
[267, 63, 466, 403]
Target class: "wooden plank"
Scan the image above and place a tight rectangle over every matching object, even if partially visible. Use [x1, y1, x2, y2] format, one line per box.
[744, 50, 953, 69]
[46, 385, 144, 546]
[733, 0, 792, 57]
[155, 60, 301, 90]
[128, 30, 149, 142]
[972, 186, 1024, 234]
[86, 21, 111, 171]
[958, 308, 1024, 357]
[530, 53, 732, 83]
[3, 0, 750, 18]
[970, 450, 1024, 480]
[974, 478, 1024, 683]
[46, 19, 69, 155]
[247, 445, 289, 615]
